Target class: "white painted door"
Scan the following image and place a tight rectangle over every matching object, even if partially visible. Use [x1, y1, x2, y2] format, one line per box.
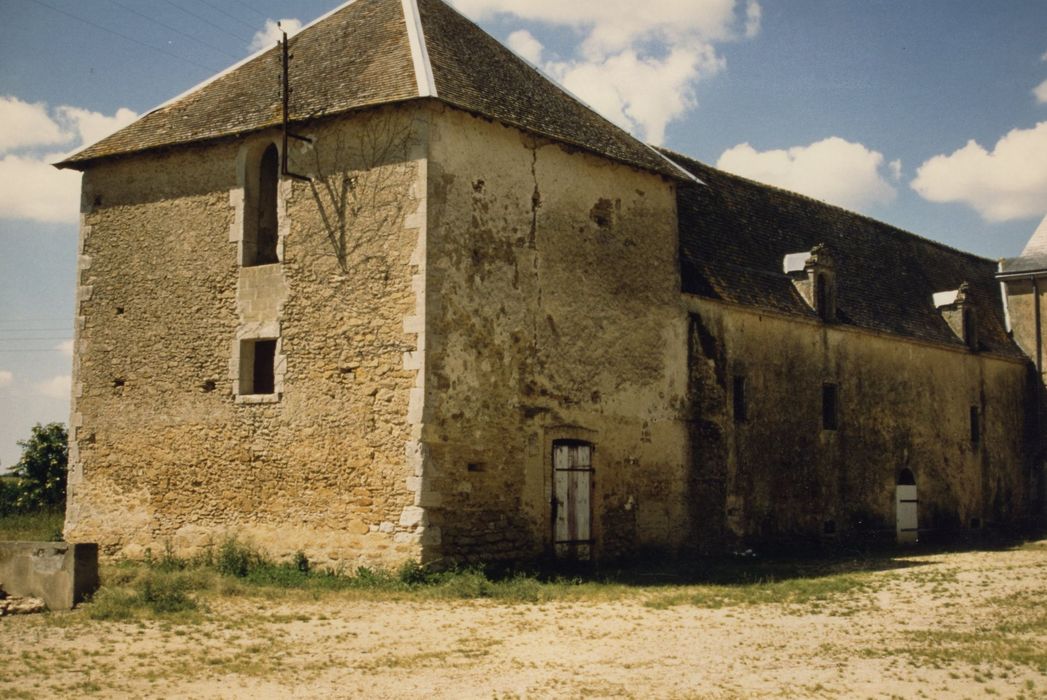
[896, 484, 918, 544]
[553, 443, 592, 560]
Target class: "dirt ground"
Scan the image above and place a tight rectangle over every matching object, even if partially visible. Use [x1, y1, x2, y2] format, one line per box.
[3, 542, 1047, 699]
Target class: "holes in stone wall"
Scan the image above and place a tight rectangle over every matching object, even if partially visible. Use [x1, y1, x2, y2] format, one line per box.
[201, 379, 217, 393]
[467, 462, 486, 473]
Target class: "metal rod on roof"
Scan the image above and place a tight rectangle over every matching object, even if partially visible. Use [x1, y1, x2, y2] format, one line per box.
[280, 25, 313, 182]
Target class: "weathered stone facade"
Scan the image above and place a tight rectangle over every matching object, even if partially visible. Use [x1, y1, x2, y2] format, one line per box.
[58, 0, 1044, 567]
[65, 109, 431, 566]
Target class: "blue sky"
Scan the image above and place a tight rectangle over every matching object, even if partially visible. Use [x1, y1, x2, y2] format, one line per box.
[2, 0, 1046, 469]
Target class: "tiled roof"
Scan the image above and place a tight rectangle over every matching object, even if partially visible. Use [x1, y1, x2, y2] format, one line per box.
[665, 150, 1024, 359]
[57, 0, 681, 179]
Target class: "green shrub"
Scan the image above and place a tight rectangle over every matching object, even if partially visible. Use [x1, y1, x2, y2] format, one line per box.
[216, 537, 260, 577]
[137, 573, 197, 613]
[10, 423, 67, 511]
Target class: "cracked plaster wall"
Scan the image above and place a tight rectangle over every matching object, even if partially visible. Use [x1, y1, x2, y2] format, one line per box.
[422, 105, 690, 563]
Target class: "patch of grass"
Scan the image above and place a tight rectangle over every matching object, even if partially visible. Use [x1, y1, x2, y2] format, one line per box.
[87, 569, 204, 620]
[0, 508, 64, 541]
[644, 572, 874, 609]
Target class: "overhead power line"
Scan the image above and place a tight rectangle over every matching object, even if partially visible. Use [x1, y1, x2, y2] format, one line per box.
[195, 0, 261, 34]
[28, 0, 221, 73]
[228, 0, 269, 23]
[161, 0, 252, 43]
[106, 0, 242, 61]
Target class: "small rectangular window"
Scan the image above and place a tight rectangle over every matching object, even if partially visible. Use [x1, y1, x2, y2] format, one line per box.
[970, 405, 980, 445]
[732, 375, 747, 422]
[239, 339, 277, 395]
[822, 383, 839, 431]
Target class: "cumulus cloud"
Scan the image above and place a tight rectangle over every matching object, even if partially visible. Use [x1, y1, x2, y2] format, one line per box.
[717, 137, 897, 212]
[1035, 79, 1047, 105]
[55, 340, 74, 357]
[507, 29, 544, 64]
[34, 375, 70, 400]
[911, 121, 1047, 222]
[0, 371, 12, 389]
[744, 0, 762, 39]
[249, 18, 303, 53]
[0, 153, 81, 223]
[449, 0, 759, 144]
[0, 96, 136, 224]
[55, 106, 138, 149]
[0, 97, 68, 152]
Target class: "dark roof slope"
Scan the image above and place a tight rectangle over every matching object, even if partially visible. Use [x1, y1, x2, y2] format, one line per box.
[417, 0, 677, 178]
[61, 0, 418, 166]
[666, 151, 1023, 358]
[57, 0, 680, 179]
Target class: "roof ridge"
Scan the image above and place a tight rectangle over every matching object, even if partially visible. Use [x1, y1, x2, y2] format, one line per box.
[661, 147, 996, 266]
[402, 0, 435, 97]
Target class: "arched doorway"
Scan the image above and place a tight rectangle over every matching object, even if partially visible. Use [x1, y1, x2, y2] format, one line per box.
[896, 468, 918, 544]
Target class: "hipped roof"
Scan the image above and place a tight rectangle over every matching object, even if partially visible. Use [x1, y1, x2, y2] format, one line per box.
[57, 0, 684, 179]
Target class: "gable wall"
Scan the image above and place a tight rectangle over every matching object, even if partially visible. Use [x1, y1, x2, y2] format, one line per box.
[65, 107, 429, 566]
[423, 104, 691, 563]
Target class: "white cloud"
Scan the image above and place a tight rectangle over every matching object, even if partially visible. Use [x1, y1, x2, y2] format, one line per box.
[35, 375, 71, 400]
[911, 121, 1047, 223]
[0, 100, 136, 224]
[55, 106, 138, 150]
[0, 152, 81, 223]
[55, 340, 74, 357]
[507, 29, 544, 64]
[0, 371, 12, 388]
[0, 97, 68, 152]
[449, 0, 758, 145]
[548, 47, 722, 145]
[1035, 79, 1047, 105]
[249, 18, 303, 53]
[889, 159, 902, 181]
[744, 0, 762, 39]
[717, 137, 897, 212]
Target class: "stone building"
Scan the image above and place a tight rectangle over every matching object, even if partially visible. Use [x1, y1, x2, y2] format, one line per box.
[56, 0, 1043, 566]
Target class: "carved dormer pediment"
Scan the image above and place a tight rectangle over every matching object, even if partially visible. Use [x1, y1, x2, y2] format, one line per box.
[934, 282, 977, 350]
[784, 243, 836, 321]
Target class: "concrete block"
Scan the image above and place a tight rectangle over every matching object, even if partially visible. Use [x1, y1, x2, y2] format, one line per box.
[0, 542, 99, 610]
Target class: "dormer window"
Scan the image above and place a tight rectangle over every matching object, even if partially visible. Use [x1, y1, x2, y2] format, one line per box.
[784, 244, 836, 322]
[933, 282, 978, 350]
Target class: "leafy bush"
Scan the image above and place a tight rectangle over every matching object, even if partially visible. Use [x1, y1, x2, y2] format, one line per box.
[216, 537, 260, 577]
[10, 423, 67, 511]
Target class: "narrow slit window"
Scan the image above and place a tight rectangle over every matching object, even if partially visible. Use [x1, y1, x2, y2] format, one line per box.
[244, 144, 280, 266]
[822, 383, 839, 431]
[732, 375, 747, 422]
[815, 273, 828, 320]
[239, 339, 277, 395]
[970, 405, 980, 445]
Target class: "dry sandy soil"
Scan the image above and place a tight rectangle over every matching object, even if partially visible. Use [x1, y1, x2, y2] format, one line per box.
[3, 542, 1047, 699]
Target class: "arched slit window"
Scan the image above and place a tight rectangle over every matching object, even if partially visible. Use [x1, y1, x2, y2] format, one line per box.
[244, 143, 280, 266]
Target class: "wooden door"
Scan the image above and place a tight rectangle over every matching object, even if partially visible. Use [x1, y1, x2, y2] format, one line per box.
[553, 442, 593, 560]
[896, 482, 918, 544]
